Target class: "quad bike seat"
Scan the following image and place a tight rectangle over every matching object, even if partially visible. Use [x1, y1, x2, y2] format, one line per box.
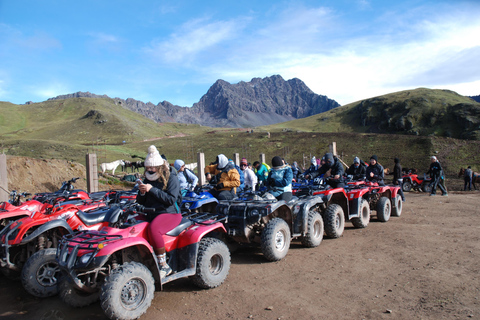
[76, 209, 109, 226]
[89, 191, 108, 201]
[166, 217, 193, 237]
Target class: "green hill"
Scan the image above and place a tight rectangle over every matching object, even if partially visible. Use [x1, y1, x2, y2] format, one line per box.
[263, 88, 480, 140]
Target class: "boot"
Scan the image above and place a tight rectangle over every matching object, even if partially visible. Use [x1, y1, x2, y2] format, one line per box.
[157, 253, 172, 278]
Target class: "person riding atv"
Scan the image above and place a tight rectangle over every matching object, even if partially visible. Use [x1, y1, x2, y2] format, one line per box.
[366, 155, 385, 186]
[266, 156, 293, 201]
[307, 153, 345, 188]
[205, 154, 240, 200]
[345, 157, 366, 181]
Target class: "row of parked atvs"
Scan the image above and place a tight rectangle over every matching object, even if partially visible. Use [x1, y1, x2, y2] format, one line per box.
[0, 177, 402, 320]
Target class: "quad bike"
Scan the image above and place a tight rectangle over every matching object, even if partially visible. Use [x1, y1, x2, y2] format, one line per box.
[216, 190, 325, 261]
[344, 180, 403, 228]
[401, 173, 432, 193]
[293, 177, 350, 239]
[181, 185, 218, 213]
[0, 192, 135, 297]
[56, 203, 230, 320]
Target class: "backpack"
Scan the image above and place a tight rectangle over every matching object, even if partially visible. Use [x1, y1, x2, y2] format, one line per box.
[235, 164, 245, 191]
[182, 168, 195, 184]
[262, 162, 271, 171]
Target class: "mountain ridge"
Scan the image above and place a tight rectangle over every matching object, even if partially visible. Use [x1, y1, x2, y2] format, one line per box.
[46, 75, 340, 127]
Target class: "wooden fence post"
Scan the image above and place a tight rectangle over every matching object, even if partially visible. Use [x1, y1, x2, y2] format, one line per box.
[86, 153, 99, 193]
[233, 153, 240, 167]
[197, 152, 206, 186]
[259, 153, 266, 164]
[0, 154, 8, 202]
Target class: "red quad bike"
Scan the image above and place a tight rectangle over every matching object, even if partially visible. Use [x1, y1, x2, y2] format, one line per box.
[293, 178, 350, 239]
[0, 193, 132, 297]
[401, 173, 432, 193]
[56, 204, 231, 320]
[344, 180, 403, 228]
[0, 178, 115, 229]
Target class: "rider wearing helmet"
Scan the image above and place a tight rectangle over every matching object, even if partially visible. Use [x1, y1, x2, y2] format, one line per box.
[310, 153, 345, 188]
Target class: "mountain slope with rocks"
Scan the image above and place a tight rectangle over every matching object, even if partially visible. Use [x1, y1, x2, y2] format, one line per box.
[47, 75, 340, 128]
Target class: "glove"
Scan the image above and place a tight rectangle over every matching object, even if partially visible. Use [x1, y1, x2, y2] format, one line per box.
[215, 183, 224, 190]
[267, 177, 275, 186]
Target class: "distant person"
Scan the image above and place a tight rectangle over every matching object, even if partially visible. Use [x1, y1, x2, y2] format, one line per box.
[392, 158, 406, 202]
[309, 153, 345, 188]
[205, 154, 240, 200]
[253, 161, 269, 185]
[240, 158, 257, 191]
[464, 166, 473, 191]
[345, 157, 366, 181]
[304, 157, 319, 177]
[426, 156, 447, 196]
[174, 159, 198, 196]
[266, 156, 293, 201]
[366, 155, 385, 186]
[291, 161, 303, 180]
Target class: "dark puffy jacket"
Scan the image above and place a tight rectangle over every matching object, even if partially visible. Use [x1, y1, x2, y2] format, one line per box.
[366, 163, 384, 182]
[393, 163, 402, 181]
[311, 157, 344, 182]
[427, 161, 443, 179]
[136, 166, 180, 221]
[346, 164, 366, 180]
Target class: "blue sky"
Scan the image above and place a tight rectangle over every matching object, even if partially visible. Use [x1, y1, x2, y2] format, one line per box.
[1, 0, 479, 106]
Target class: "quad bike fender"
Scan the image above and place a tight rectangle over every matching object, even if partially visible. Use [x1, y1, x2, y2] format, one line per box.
[189, 197, 218, 210]
[0, 209, 31, 220]
[94, 237, 154, 258]
[20, 219, 73, 244]
[264, 203, 293, 229]
[324, 190, 349, 218]
[294, 197, 324, 235]
[348, 197, 363, 220]
[177, 222, 226, 249]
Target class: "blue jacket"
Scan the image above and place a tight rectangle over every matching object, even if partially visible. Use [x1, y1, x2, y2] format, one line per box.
[267, 165, 293, 198]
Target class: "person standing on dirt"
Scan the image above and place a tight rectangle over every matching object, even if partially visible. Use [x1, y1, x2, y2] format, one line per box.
[241, 158, 257, 191]
[174, 159, 198, 196]
[136, 145, 181, 278]
[291, 161, 303, 180]
[366, 155, 385, 186]
[346, 157, 366, 181]
[266, 156, 293, 201]
[427, 156, 448, 196]
[309, 153, 345, 188]
[205, 154, 240, 200]
[464, 166, 473, 191]
[393, 158, 406, 202]
[253, 161, 269, 185]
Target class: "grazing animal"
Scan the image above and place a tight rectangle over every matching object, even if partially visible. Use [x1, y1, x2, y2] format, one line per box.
[100, 160, 125, 175]
[458, 168, 479, 190]
[122, 160, 136, 173]
[133, 161, 144, 172]
[384, 168, 390, 175]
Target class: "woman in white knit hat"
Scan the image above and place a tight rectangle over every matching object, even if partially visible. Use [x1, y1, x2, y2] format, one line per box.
[136, 145, 181, 277]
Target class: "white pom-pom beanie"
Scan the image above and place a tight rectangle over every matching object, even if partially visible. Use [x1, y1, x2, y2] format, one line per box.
[144, 145, 164, 167]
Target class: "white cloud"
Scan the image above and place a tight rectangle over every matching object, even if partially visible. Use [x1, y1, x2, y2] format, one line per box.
[143, 17, 248, 64]
[32, 82, 71, 101]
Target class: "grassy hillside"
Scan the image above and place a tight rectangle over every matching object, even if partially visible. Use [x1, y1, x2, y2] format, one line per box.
[263, 88, 480, 140]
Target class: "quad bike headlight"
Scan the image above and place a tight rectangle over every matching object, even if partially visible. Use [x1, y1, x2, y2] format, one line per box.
[79, 252, 94, 265]
[184, 202, 191, 209]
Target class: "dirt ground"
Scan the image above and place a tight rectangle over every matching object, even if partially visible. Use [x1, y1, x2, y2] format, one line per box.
[0, 190, 479, 320]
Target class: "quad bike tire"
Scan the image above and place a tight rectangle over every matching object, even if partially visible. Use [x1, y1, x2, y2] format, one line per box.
[261, 218, 291, 262]
[192, 237, 231, 289]
[59, 276, 100, 307]
[100, 262, 155, 320]
[351, 199, 370, 228]
[392, 194, 403, 217]
[421, 182, 432, 193]
[21, 248, 61, 298]
[402, 180, 412, 192]
[301, 210, 324, 248]
[323, 204, 345, 238]
[376, 196, 391, 222]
